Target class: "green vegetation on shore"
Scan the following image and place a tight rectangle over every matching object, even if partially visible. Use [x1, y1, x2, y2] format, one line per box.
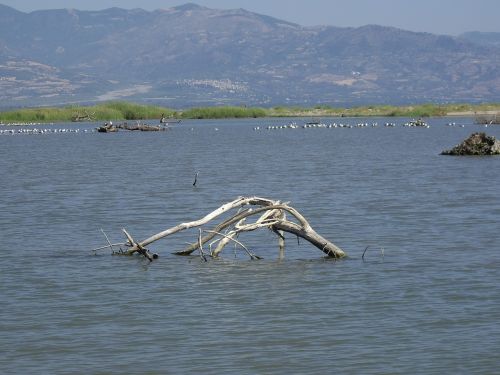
[180, 106, 266, 119]
[0, 102, 177, 123]
[1, 101, 499, 124]
[267, 103, 500, 118]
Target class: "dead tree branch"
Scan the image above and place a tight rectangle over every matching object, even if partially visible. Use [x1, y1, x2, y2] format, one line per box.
[97, 196, 346, 260]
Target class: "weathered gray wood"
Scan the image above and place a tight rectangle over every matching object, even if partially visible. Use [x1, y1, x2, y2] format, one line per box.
[177, 205, 281, 256]
[116, 196, 345, 260]
[272, 221, 345, 258]
[129, 197, 275, 255]
[198, 228, 207, 262]
[204, 229, 261, 260]
[276, 211, 286, 259]
[122, 228, 157, 261]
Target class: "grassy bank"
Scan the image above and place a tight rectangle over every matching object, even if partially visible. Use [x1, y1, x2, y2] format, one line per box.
[180, 106, 266, 119]
[267, 103, 500, 118]
[1, 102, 499, 124]
[0, 102, 177, 123]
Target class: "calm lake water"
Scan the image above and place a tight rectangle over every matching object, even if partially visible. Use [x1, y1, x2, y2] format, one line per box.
[1, 117, 499, 374]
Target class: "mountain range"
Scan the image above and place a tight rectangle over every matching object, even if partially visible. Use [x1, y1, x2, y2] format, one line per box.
[1, 3, 499, 108]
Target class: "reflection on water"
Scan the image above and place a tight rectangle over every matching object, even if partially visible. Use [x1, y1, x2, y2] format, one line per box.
[1, 118, 499, 374]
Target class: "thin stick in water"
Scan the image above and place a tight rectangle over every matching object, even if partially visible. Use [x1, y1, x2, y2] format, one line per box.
[204, 229, 262, 260]
[100, 228, 114, 253]
[198, 228, 207, 262]
[362, 245, 370, 260]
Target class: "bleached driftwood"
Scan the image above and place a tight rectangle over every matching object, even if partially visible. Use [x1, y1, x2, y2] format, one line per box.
[96, 196, 346, 261]
[122, 228, 158, 261]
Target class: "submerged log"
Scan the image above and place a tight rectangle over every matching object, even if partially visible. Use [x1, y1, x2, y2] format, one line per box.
[117, 123, 166, 131]
[441, 132, 500, 155]
[96, 122, 168, 132]
[96, 196, 346, 261]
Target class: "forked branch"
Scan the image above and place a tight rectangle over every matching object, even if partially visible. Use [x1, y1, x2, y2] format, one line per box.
[94, 196, 346, 260]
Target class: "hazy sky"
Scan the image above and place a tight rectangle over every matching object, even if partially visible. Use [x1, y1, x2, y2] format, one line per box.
[1, 0, 499, 35]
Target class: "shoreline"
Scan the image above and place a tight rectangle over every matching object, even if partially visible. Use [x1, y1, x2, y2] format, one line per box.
[1, 114, 498, 126]
[2, 114, 499, 127]
[1, 101, 499, 124]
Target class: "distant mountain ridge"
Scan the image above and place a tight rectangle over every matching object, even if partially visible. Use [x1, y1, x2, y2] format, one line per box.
[0, 3, 499, 108]
[459, 31, 500, 48]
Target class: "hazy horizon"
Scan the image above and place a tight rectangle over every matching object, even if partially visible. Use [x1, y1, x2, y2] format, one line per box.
[1, 0, 499, 36]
